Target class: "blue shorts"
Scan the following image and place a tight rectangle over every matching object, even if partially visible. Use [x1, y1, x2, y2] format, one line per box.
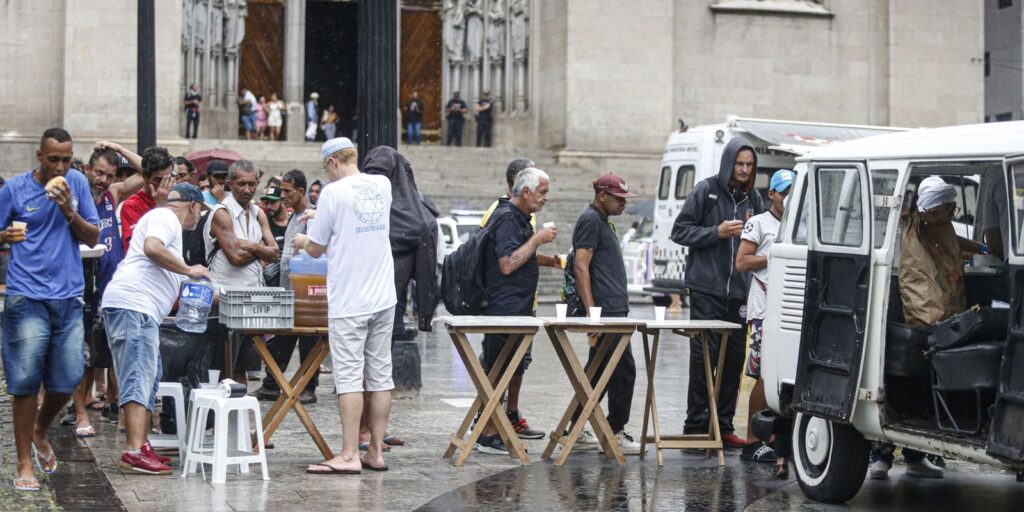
[1, 295, 86, 395]
[241, 113, 257, 132]
[103, 308, 162, 411]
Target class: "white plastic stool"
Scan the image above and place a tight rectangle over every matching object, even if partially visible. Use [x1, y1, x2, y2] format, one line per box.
[150, 383, 187, 460]
[183, 394, 268, 484]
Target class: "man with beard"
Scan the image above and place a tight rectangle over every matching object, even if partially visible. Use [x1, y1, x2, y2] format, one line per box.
[61, 142, 144, 438]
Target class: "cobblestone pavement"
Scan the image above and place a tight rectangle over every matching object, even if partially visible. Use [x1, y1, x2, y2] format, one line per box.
[0, 358, 61, 511]
[9, 304, 1024, 511]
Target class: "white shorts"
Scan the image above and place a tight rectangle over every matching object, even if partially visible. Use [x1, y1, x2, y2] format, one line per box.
[328, 307, 395, 394]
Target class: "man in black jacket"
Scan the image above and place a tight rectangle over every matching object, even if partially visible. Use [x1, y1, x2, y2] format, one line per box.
[670, 137, 764, 448]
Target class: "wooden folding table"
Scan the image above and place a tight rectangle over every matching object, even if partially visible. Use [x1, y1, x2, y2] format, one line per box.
[541, 317, 642, 466]
[437, 315, 543, 467]
[239, 327, 333, 459]
[638, 319, 741, 465]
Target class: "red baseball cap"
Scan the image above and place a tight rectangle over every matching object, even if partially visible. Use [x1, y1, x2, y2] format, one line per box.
[593, 172, 638, 198]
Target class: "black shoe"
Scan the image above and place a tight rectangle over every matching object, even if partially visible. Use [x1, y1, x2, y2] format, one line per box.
[508, 410, 545, 440]
[393, 326, 419, 341]
[253, 386, 281, 402]
[298, 389, 318, 405]
[476, 434, 509, 455]
[740, 442, 778, 463]
[60, 406, 76, 425]
[103, 403, 119, 421]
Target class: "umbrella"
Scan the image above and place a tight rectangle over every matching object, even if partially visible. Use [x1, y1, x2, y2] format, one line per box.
[626, 198, 654, 219]
[186, 148, 244, 177]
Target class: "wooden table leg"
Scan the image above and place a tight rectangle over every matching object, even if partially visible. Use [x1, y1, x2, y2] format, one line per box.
[448, 330, 532, 466]
[702, 331, 727, 466]
[251, 336, 333, 459]
[443, 332, 519, 461]
[546, 328, 629, 466]
[542, 333, 615, 460]
[640, 330, 663, 465]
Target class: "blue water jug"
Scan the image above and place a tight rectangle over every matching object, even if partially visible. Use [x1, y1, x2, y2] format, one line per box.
[289, 251, 328, 276]
[174, 279, 215, 333]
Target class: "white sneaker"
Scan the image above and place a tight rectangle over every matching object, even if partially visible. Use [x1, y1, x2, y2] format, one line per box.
[600, 431, 643, 456]
[869, 460, 891, 480]
[906, 458, 944, 479]
[564, 429, 600, 451]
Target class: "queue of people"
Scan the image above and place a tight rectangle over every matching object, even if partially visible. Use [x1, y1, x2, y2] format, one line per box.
[1, 127, 805, 490]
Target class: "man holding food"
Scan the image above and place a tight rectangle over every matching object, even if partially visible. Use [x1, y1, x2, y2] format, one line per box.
[0, 128, 100, 492]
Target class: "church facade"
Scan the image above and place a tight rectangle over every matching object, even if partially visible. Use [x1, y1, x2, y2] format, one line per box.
[0, 0, 983, 176]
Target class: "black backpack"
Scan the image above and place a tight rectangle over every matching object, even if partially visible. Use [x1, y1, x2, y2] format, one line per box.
[182, 211, 220, 267]
[441, 208, 512, 315]
[560, 249, 587, 317]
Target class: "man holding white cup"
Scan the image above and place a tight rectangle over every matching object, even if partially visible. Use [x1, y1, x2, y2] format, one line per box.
[565, 172, 640, 455]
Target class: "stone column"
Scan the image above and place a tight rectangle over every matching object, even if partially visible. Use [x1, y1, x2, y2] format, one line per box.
[284, 0, 306, 142]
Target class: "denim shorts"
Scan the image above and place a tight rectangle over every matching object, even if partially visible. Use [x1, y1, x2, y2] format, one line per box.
[241, 113, 257, 132]
[103, 308, 163, 411]
[1, 295, 86, 395]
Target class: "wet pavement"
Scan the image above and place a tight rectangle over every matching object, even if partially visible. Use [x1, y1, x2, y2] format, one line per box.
[6, 304, 1024, 511]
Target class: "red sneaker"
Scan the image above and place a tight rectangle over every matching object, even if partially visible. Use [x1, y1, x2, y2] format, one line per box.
[722, 433, 748, 449]
[141, 441, 172, 465]
[119, 451, 172, 475]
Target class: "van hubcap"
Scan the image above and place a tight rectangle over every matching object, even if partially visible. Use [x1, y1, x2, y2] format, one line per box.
[805, 417, 830, 466]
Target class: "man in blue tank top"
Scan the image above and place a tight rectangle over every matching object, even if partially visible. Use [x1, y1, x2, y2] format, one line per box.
[60, 142, 144, 438]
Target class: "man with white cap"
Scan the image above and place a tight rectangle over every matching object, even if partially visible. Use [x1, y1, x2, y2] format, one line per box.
[871, 175, 988, 480]
[294, 137, 396, 474]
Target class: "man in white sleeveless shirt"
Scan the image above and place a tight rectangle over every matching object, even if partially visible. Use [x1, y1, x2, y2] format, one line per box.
[203, 159, 280, 384]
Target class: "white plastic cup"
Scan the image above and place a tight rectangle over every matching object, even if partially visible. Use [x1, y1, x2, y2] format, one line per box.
[655, 306, 667, 322]
[12, 221, 26, 230]
[208, 369, 221, 384]
[555, 303, 568, 320]
[543, 222, 556, 229]
[589, 307, 602, 322]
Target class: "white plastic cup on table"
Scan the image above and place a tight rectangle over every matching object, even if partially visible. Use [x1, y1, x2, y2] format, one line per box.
[654, 306, 667, 322]
[555, 303, 568, 320]
[208, 369, 220, 385]
[589, 306, 602, 322]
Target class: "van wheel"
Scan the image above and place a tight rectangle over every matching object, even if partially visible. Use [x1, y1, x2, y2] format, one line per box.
[793, 412, 869, 503]
[652, 295, 672, 307]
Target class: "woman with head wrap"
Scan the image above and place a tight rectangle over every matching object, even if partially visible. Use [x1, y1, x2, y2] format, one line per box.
[362, 146, 438, 338]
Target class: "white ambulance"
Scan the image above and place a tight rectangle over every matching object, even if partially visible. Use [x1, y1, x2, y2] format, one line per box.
[647, 116, 904, 299]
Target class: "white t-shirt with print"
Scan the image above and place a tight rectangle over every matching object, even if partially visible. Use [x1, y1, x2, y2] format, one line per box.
[306, 173, 397, 318]
[741, 210, 781, 321]
[102, 208, 187, 321]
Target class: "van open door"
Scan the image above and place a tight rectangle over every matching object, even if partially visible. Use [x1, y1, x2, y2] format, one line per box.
[988, 155, 1024, 462]
[791, 162, 873, 423]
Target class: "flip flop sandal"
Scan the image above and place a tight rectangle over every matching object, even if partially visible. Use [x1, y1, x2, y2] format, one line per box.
[31, 443, 58, 474]
[306, 463, 361, 475]
[13, 477, 41, 492]
[360, 460, 389, 472]
[358, 441, 391, 452]
[383, 434, 406, 446]
[773, 462, 789, 479]
[75, 425, 96, 438]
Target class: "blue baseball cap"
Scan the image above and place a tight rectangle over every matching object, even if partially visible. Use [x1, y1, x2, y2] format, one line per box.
[770, 170, 795, 193]
[168, 183, 211, 210]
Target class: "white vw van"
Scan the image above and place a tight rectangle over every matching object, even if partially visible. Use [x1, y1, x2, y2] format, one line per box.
[759, 121, 1024, 503]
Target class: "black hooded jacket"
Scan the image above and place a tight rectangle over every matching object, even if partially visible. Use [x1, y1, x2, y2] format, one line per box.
[363, 146, 438, 329]
[670, 137, 765, 301]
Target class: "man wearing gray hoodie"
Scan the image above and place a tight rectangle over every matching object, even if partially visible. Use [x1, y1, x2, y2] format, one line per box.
[670, 137, 764, 448]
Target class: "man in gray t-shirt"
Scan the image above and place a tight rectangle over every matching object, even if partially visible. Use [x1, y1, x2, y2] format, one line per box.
[978, 172, 1009, 260]
[254, 170, 320, 404]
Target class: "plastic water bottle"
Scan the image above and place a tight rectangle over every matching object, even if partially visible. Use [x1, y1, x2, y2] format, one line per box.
[175, 279, 214, 333]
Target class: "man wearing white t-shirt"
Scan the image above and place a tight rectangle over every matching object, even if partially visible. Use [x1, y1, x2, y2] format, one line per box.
[101, 184, 209, 475]
[735, 169, 794, 475]
[295, 138, 396, 475]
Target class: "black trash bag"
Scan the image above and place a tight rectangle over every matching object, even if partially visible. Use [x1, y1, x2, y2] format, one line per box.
[159, 323, 213, 434]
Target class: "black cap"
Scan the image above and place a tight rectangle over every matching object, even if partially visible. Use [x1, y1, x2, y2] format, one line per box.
[207, 160, 229, 176]
[261, 186, 282, 201]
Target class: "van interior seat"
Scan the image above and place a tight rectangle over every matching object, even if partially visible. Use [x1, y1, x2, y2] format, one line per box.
[930, 342, 1005, 391]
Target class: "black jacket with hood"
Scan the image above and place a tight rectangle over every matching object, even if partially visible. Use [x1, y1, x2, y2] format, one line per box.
[670, 137, 765, 302]
[363, 146, 438, 330]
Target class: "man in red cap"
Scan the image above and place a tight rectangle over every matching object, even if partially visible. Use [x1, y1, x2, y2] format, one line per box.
[564, 172, 642, 455]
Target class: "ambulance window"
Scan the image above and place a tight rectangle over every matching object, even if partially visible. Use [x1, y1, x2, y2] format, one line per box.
[1012, 164, 1024, 255]
[872, 170, 898, 248]
[674, 165, 695, 199]
[958, 179, 978, 226]
[817, 168, 864, 247]
[792, 184, 809, 245]
[658, 166, 671, 200]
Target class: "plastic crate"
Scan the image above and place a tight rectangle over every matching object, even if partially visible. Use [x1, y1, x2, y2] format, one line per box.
[218, 286, 295, 330]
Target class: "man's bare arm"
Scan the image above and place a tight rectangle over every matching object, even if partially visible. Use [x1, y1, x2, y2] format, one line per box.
[210, 209, 257, 267]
